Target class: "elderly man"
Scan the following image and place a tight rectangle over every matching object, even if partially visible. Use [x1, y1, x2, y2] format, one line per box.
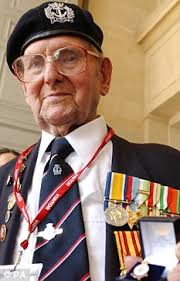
[0, 2, 180, 281]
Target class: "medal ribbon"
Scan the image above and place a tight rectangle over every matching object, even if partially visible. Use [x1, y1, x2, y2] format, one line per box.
[146, 182, 154, 214]
[129, 176, 140, 212]
[104, 173, 137, 210]
[131, 176, 140, 203]
[156, 185, 168, 212]
[114, 231, 142, 269]
[153, 183, 161, 207]
[146, 182, 161, 214]
[167, 188, 180, 214]
[111, 173, 126, 201]
[13, 128, 114, 249]
[104, 173, 126, 209]
[125, 175, 133, 203]
[135, 179, 150, 207]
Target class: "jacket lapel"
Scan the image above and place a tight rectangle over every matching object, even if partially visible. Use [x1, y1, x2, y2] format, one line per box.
[105, 135, 150, 281]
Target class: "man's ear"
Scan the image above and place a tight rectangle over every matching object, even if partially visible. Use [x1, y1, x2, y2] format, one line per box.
[99, 57, 112, 96]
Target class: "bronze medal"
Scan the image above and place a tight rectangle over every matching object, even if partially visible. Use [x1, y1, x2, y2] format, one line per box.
[7, 193, 16, 210]
[105, 205, 128, 226]
[0, 224, 7, 242]
[126, 205, 138, 229]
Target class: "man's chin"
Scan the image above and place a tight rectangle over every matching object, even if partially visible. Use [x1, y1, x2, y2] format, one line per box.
[39, 113, 79, 134]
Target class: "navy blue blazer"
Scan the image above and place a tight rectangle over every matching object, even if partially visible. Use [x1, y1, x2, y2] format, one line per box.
[0, 134, 180, 281]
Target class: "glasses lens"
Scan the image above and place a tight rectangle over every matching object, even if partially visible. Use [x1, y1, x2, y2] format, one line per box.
[14, 55, 45, 82]
[54, 47, 86, 76]
[13, 47, 88, 81]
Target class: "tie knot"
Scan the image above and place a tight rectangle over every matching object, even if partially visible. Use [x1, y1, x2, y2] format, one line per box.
[50, 138, 74, 159]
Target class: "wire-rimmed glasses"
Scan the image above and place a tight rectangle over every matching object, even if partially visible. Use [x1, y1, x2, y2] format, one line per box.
[12, 45, 100, 82]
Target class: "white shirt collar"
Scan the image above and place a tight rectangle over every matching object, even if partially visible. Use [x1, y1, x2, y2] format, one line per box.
[66, 116, 108, 164]
[37, 131, 54, 164]
[38, 116, 108, 164]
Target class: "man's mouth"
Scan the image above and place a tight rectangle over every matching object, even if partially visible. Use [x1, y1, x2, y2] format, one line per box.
[43, 92, 70, 101]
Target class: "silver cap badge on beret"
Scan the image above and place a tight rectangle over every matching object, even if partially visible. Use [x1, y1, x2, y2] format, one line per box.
[44, 2, 75, 24]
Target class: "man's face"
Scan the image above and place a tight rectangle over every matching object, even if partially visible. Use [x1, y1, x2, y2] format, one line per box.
[21, 36, 112, 136]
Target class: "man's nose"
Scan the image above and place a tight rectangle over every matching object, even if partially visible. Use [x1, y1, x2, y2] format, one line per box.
[43, 56, 64, 84]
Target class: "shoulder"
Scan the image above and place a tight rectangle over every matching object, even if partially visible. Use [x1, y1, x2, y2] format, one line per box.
[133, 141, 180, 165]
[112, 134, 180, 158]
[135, 142, 180, 188]
[113, 134, 180, 160]
[113, 135, 180, 188]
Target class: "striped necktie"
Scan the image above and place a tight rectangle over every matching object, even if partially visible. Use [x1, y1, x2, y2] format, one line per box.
[33, 138, 90, 281]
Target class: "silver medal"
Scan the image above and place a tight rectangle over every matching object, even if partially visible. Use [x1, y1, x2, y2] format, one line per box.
[131, 261, 149, 280]
[105, 205, 128, 227]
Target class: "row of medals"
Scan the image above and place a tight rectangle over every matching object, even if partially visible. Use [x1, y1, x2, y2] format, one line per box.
[0, 170, 23, 242]
[104, 200, 166, 229]
[0, 189, 16, 242]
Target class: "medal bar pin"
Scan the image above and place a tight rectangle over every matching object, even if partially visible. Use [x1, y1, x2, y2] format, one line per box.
[104, 198, 129, 204]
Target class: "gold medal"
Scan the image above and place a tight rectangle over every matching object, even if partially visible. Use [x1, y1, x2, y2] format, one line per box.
[7, 193, 16, 210]
[153, 206, 161, 216]
[0, 224, 7, 242]
[105, 205, 128, 226]
[126, 205, 139, 229]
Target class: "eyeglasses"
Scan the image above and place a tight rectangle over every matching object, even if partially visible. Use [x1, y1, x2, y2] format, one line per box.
[12, 46, 100, 82]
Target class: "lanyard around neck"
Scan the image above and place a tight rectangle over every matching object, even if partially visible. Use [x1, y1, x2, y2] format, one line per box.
[13, 128, 114, 251]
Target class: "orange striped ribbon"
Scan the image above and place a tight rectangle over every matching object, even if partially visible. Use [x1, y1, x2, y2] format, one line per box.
[114, 231, 142, 269]
[168, 187, 180, 214]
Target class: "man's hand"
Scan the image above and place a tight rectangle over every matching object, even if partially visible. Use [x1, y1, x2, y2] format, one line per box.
[124, 256, 143, 272]
[167, 264, 180, 281]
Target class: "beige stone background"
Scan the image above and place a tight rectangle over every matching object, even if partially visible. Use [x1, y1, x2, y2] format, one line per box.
[0, 0, 180, 152]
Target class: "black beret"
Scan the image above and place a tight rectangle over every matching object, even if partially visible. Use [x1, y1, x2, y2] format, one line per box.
[6, 1, 103, 73]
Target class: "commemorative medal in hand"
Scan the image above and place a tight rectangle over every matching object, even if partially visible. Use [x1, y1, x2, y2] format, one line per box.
[131, 261, 149, 280]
